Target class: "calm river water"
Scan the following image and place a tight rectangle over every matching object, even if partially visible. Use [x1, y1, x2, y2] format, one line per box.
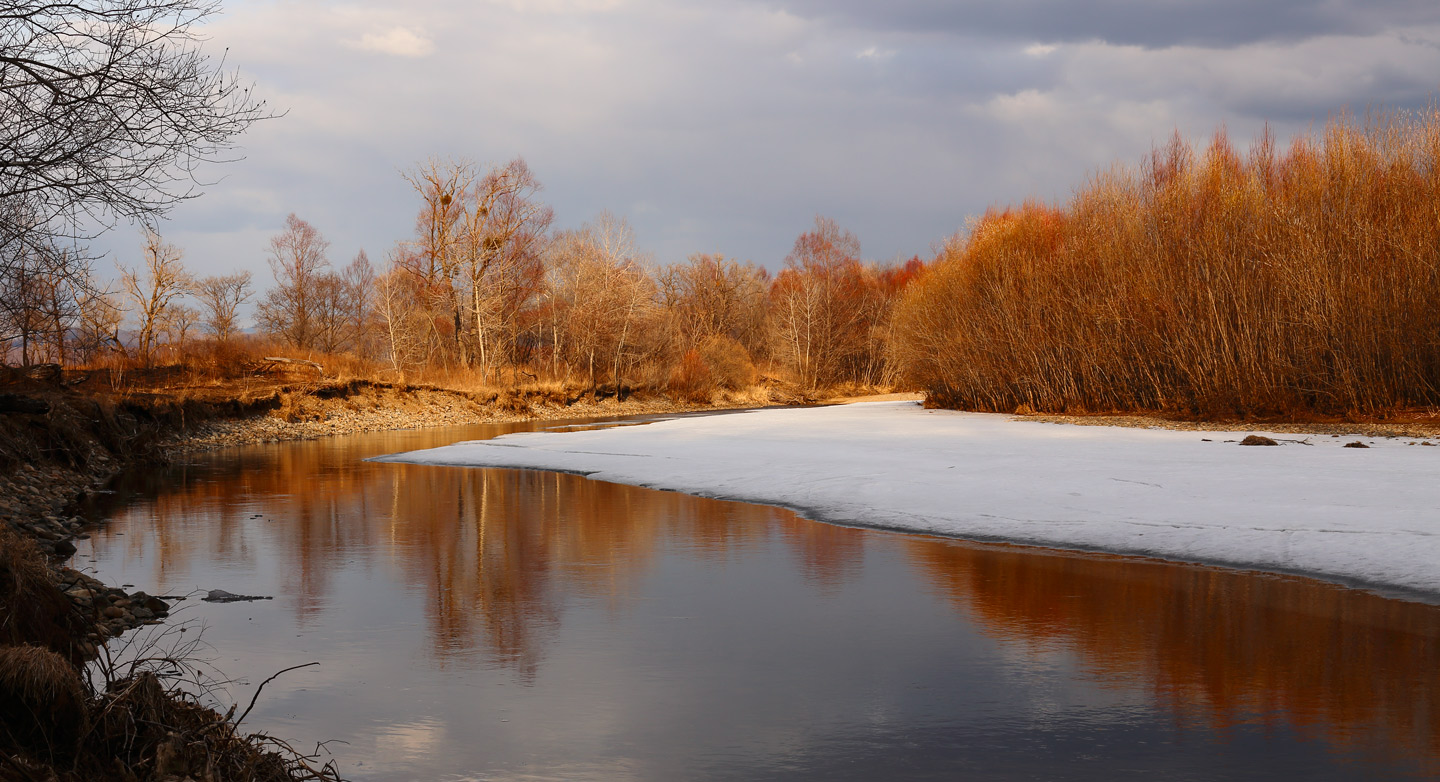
[74, 416, 1440, 781]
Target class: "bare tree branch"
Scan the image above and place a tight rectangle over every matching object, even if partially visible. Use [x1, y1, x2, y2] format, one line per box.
[0, 0, 274, 230]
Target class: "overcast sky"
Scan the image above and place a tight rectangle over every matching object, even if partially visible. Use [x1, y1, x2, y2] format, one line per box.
[92, 0, 1440, 280]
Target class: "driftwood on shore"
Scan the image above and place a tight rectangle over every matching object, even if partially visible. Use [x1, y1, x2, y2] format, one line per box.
[203, 589, 273, 603]
[260, 357, 324, 374]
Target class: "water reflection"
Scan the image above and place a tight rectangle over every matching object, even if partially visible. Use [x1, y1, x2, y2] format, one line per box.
[909, 539, 1440, 767]
[80, 420, 1440, 778]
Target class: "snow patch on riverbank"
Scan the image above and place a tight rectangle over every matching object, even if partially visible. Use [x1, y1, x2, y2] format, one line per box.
[376, 402, 1440, 597]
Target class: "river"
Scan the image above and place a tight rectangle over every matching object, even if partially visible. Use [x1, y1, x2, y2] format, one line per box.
[74, 416, 1440, 780]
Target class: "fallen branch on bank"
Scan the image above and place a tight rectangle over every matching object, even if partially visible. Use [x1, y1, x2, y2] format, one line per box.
[260, 357, 324, 375]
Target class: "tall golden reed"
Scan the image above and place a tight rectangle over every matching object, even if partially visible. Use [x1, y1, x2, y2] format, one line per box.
[894, 111, 1440, 417]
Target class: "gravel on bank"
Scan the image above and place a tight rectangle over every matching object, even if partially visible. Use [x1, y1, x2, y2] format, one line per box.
[166, 388, 770, 452]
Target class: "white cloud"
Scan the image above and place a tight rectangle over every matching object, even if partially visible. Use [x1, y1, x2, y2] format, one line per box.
[352, 27, 435, 58]
[979, 88, 1059, 124]
[1024, 43, 1057, 57]
[856, 45, 895, 61]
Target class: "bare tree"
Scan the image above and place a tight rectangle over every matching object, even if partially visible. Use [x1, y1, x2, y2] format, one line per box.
[0, 1, 267, 366]
[548, 214, 656, 393]
[301, 252, 376, 356]
[658, 253, 769, 357]
[0, 0, 271, 229]
[256, 214, 329, 349]
[193, 271, 253, 342]
[308, 272, 346, 354]
[461, 158, 553, 381]
[400, 158, 554, 377]
[342, 250, 377, 358]
[771, 216, 875, 388]
[0, 199, 94, 365]
[120, 232, 192, 364]
[0, 247, 75, 365]
[164, 303, 200, 354]
[31, 250, 81, 366]
[73, 285, 125, 363]
[403, 160, 471, 364]
[376, 255, 435, 374]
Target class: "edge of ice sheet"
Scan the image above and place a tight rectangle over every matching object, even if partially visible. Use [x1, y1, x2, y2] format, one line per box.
[372, 402, 1440, 600]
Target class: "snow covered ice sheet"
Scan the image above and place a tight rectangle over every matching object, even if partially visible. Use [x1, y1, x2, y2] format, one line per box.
[375, 401, 1440, 597]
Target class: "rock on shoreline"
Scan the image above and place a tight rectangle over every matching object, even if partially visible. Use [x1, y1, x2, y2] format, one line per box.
[0, 461, 173, 658]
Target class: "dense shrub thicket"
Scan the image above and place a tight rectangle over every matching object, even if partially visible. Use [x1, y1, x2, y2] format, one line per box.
[895, 112, 1440, 416]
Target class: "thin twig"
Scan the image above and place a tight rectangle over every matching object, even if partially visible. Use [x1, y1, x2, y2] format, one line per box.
[234, 661, 318, 728]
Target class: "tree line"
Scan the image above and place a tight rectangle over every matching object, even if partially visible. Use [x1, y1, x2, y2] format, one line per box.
[1, 155, 925, 397]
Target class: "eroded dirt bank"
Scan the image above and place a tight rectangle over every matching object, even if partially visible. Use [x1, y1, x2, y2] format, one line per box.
[163, 380, 778, 452]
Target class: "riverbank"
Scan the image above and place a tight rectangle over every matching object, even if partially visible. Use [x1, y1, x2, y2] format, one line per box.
[165, 381, 780, 452]
[0, 385, 351, 779]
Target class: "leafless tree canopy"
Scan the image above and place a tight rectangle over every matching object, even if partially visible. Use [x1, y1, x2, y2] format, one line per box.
[0, 0, 270, 228]
[120, 231, 191, 364]
[256, 213, 329, 349]
[193, 269, 251, 342]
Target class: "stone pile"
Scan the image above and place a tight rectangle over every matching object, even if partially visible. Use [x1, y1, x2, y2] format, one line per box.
[0, 460, 164, 656]
[56, 568, 172, 656]
[0, 462, 111, 557]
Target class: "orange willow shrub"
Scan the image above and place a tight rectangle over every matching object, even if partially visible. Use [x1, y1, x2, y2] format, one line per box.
[895, 113, 1440, 416]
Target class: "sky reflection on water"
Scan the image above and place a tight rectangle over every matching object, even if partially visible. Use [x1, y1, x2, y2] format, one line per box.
[75, 419, 1440, 780]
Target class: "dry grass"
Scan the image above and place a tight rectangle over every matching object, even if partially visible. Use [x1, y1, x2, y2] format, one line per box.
[894, 111, 1440, 418]
[0, 529, 90, 666]
[0, 645, 86, 765]
[74, 669, 329, 782]
[0, 623, 344, 780]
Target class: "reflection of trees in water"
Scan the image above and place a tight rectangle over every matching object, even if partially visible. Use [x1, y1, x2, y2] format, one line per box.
[906, 538, 1440, 769]
[385, 466, 564, 681]
[109, 446, 388, 621]
[774, 514, 866, 592]
[383, 466, 794, 679]
[101, 443, 797, 679]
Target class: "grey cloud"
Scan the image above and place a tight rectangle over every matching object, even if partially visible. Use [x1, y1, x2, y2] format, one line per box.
[763, 0, 1440, 48]
[102, 0, 1440, 288]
